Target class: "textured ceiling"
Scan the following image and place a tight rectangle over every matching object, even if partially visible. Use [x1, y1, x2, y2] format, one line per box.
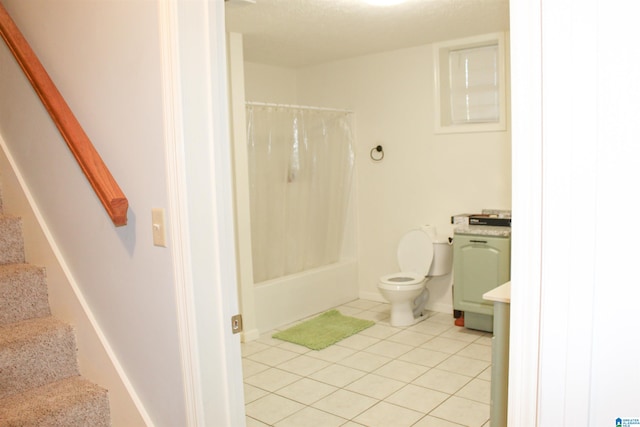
[225, 0, 510, 68]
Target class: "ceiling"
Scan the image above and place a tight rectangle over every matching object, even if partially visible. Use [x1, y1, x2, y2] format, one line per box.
[224, 0, 510, 68]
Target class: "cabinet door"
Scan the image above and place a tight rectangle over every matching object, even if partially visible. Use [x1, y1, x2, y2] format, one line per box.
[453, 235, 510, 315]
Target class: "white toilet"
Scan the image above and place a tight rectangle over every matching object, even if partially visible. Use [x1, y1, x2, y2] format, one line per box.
[378, 225, 453, 327]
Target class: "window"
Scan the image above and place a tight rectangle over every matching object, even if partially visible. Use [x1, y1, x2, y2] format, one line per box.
[434, 33, 507, 134]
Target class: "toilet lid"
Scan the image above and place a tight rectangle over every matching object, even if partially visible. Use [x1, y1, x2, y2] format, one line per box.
[397, 229, 434, 277]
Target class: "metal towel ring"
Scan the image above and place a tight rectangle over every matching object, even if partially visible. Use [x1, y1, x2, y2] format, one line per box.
[370, 145, 384, 161]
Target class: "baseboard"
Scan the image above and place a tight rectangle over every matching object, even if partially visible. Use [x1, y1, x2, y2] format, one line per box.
[359, 290, 453, 315]
[427, 301, 454, 315]
[358, 290, 386, 303]
[241, 328, 260, 343]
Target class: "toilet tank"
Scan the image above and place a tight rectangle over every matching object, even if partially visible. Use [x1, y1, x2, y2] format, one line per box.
[428, 236, 453, 276]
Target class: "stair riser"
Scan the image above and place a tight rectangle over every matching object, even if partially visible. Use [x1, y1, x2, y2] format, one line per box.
[0, 376, 110, 426]
[0, 216, 25, 265]
[0, 265, 50, 325]
[23, 397, 112, 427]
[0, 186, 110, 424]
[0, 322, 80, 399]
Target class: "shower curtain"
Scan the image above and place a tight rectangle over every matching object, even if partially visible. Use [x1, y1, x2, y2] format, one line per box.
[246, 104, 355, 283]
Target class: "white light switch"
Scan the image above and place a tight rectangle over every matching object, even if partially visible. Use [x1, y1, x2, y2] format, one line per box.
[151, 208, 167, 247]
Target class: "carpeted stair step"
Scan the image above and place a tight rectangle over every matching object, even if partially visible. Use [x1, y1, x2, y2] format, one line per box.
[0, 316, 79, 400]
[0, 183, 111, 424]
[0, 215, 25, 265]
[0, 375, 110, 427]
[0, 264, 50, 325]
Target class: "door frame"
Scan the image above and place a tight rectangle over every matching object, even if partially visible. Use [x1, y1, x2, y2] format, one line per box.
[159, 1, 245, 425]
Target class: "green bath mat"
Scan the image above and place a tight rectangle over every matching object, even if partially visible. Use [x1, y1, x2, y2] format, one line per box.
[272, 309, 375, 350]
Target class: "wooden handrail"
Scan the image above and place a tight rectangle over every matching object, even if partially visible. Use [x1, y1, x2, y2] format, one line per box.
[0, 3, 128, 226]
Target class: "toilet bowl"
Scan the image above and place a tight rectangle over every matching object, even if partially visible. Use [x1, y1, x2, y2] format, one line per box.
[378, 225, 453, 327]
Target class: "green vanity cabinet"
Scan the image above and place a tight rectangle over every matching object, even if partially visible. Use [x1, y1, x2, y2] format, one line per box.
[453, 232, 511, 332]
[483, 282, 511, 427]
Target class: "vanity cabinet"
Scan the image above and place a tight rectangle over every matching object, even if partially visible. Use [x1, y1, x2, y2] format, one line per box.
[453, 232, 510, 332]
[483, 282, 511, 427]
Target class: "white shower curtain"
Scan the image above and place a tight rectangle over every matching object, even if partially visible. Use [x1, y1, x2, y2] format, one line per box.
[246, 104, 354, 283]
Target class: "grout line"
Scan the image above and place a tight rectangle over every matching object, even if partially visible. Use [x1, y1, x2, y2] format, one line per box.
[243, 300, 491, 426]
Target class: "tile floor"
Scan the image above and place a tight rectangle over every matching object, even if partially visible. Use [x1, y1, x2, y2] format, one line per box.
[242, 299, 492, 427]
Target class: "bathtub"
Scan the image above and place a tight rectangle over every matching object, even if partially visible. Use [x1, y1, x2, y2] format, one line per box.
[253, 260, 359, 333]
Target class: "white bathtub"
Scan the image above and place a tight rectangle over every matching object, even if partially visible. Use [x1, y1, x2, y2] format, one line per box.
[253, 260, 359, 333]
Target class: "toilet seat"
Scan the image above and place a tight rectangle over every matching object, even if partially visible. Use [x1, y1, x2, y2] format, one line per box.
[378, 229, 435, 292]
[379, 272, 426, 290]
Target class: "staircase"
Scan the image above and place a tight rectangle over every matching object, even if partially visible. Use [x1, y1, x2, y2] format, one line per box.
[0, 188, 111, 426]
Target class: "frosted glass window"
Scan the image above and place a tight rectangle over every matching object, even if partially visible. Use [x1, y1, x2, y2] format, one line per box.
[448, 45, 500, 124]
[433, 32, 506, 134]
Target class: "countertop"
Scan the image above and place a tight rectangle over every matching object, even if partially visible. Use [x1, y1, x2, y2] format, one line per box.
[483, 281, 511, 303]
[454, 225, 511, 237]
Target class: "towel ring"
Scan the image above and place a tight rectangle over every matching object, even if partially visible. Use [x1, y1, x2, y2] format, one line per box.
[370, 145, 384, 161]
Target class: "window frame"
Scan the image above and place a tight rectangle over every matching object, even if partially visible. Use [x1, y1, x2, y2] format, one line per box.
[433, 32, 507, 134]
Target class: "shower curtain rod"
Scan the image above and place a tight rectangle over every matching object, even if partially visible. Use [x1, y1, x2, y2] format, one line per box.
[246, 101, 353, 114]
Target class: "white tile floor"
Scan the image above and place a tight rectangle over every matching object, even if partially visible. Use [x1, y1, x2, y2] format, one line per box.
[242, 299, 492, 427]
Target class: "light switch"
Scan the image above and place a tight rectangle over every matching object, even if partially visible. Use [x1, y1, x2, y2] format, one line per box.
[151, 208, 167, 247]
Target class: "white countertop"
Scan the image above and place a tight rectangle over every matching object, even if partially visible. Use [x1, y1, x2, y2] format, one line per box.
[454, 225, 511, 237]
[483, 281, 511, 303]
